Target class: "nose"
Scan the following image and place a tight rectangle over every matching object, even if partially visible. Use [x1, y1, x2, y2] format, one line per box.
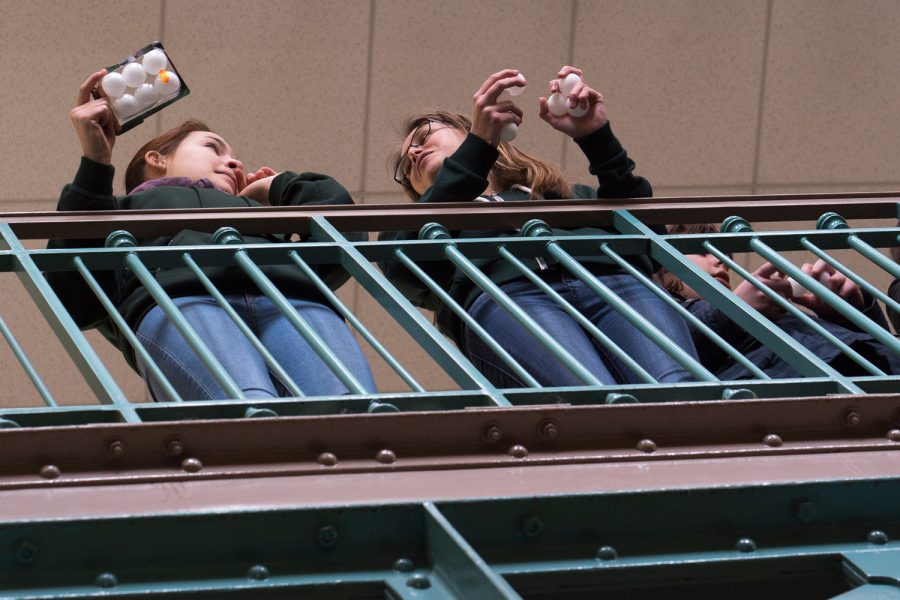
[227, 157, 243, 172]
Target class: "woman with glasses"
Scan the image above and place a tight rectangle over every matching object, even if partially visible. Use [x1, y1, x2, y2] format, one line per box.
[380, 67, 700, 387]
[47, 70, 376, 401]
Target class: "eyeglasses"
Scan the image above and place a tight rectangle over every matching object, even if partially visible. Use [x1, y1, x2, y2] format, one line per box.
[393, 119, 451, 188]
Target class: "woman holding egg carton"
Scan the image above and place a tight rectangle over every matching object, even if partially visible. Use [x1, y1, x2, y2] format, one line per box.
[47, 70, 376, 402]
[380, 67, 700, 388]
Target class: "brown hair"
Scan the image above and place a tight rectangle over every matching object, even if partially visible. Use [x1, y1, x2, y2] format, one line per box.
[654, 223, 722, 295]
[390, 111, 572, 201]
[124, 119, 214, 193]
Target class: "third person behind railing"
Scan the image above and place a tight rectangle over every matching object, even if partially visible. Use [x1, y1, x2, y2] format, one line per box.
[46, 70, 376, 402]
[379, 67, 700, 387]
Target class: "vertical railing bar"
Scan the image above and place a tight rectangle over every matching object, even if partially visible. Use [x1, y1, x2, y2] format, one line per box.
[214, 231, 368, 396]
[496, 246, 658, 384]
[521, 221, 716, 383]
[116, 251, 246, 400]
[800, 238, 900, 321]
[308, 216, 510, 407]
[287, 250, 424, 393]
[847, 235, 900, 280]
[596, 243, 771, 381]
[747, 237, 900, 357]
[705, 244, 885, 377]
[73, 256, 184, 403]
[0, 224, 137, 420]
[180, 253, 305, 398]
[424, 503, 522, 599]
[394, 249, 541, 388]
[0, 315, 57, 407]
[614, 211, 862, 393]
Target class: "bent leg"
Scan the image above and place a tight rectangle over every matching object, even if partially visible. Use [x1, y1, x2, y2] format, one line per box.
[135, 295, 278, 401]
[463, 279, 616, 387]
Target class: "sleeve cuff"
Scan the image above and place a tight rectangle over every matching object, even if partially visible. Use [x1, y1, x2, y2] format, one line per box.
[72, 156, 115, 196]
[574, 122, 623, 165]
[267, 171, 291, 204]
[450, 133, 499, 179]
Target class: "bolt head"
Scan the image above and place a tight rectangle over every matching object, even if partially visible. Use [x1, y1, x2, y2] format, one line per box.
[246, 565, 270, 580]
[392, 558, 415, 573]
[596, 545, 618, 561]
[317, 452, 338, 467]
[522, 516, 544, 539]
[165, 438, 185, 457]
[316, 525, 339, 549]
[508, 444, 528, 458]
[537, 419, 560, 440]
[888, 429, 900, 442]
[867, 530, 889, 545]
[735, 537, 757, 553]
[636, 439, 657, 453]
[406, 574, 431, 589]
[793, 501, 818, 523]
[95, 573, 118, 588]
[39, 465, 60, 480]
[106, 439, 127, 458]
[376, 449, 396, 464]
[841, 408, 862, 429]
[482, 423, 503, 443]
[14, 541, 37, 566]
[180, 457, 203, 473]
[763, 434, 783, 448]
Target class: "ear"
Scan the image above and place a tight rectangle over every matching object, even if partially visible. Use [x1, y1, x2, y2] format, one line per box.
[144, 150, 167, 175]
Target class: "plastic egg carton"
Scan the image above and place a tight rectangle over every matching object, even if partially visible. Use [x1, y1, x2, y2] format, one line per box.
[97, 41, 190, 133]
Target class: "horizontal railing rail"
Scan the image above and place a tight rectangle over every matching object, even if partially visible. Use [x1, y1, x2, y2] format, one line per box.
[0, 192, 898, 427]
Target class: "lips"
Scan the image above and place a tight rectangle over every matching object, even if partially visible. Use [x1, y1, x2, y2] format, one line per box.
[414, 151, 433, 178]
[713, 271, 731, 288]
[217, 171, 237, 194]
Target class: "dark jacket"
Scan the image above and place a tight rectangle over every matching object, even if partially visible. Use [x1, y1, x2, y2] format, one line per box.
[681, 293, 900, 378]
[46, 157, 361, 369]
[378, 122, 653, 342]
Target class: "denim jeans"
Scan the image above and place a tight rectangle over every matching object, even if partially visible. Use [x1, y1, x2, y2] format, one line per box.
[463, 272, 698, 387]
[135, 293, 375, 401]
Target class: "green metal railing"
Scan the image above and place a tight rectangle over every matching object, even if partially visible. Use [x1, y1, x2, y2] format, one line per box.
[1, 195, 900, 426]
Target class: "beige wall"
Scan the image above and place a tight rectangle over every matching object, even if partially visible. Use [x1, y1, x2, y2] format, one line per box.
[1, 0, 899, 406]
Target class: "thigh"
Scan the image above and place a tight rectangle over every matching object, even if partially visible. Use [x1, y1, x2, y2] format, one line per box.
[464, 280, 616, 387]
[256, 296, 376, 396]
[575, 274, 698, 384]
[136, 295, 278, 401]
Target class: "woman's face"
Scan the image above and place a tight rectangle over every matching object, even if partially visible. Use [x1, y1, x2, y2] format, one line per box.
[400, 120, 467, 195]
[160, 131, 246, 194]
[682, 253, 731, 299]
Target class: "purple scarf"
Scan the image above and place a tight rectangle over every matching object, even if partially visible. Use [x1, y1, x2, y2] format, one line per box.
[130, 176, 216, 195]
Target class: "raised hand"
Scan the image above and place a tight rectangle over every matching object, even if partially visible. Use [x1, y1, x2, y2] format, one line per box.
[734, 262, 792, 320]
[792, 259, 864, 318]
[70, 70, 117, 164]
[470, 69, 525, 146]
[539, 66, 608, 139]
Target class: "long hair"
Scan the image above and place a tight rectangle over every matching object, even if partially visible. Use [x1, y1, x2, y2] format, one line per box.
[390, 111, 572, 201]
[654, 223, 722, 295]
[124, 119, 214, 193]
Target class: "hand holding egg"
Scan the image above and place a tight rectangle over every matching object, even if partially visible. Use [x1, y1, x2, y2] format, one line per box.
[539, 66, 608, 139]
[790, 260, 865, 318]
[470, 69, 525, 147]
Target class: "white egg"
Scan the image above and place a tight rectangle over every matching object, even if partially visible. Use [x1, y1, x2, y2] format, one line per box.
[100, 72, 126, 98]
[547, 93, 568, 116]
[559, 73, 581, 96]
[114, 94, 138, 118]
[499, 122, 518, 142]
[154, 70, 181, 95]
[568, 101, 589, 118]
[123, 62, 146, 88]
[141, 49, 167, 74]
[134, 83, 159, 109]
[507, 73, 526, 96]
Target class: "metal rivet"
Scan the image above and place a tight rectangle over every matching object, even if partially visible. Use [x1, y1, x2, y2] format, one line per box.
[14, 541, 37, 566]
[763, 434, 783, 448]
[246, 565, 270, 580]
[841, 408, 862, 429]
[165, 438, 184, 457]
[317, 452, 338, 467]
[636, 439, 657, 453]
[376, 449, 396, 464]
[406, 574, 431, 589]
[887, 429, 900, 442]
[722, 388, 756, 400]
[244, 407, 278, 419]
[106, 439, 126, 459]
[605, 393, 638, 404]
[792, 500, 818, 524]
[736, 537, 757, 553]
[367, 401, 399, 413]
[537, 419, 560, 441]
[867, 530, 889, 545]
[180, 457, 203, 473]
[522, 516, 544, 539]
[508, 444, 528, 458]
[596, 545, 618, 561]
[39, 465, 60, 480]
[482, 422, 503, 443]
[392, 558, 415, 573]
[316, 525, 339, 549]
[95, 573, 118, 588]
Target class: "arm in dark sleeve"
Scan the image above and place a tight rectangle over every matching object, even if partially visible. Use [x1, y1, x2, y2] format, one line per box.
[45, 157, 119, 329]
[417, 133, 498, 203]
[574, 122, 652, 200]
[826, 291, 892, 333]
[682, 297, 750, 373]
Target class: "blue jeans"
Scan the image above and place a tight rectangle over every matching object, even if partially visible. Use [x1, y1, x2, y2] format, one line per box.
[463, 273, 698, 387]
[135, 293, 376, 401]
